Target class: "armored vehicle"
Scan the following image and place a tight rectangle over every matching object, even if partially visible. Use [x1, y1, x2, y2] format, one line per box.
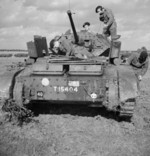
[0, 10, 138, 117]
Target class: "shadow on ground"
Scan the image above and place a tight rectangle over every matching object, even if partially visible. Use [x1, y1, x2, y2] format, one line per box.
[27, 102, 130, 122]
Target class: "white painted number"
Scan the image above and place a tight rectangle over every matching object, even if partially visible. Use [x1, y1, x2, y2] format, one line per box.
[53, 86, 78, 92]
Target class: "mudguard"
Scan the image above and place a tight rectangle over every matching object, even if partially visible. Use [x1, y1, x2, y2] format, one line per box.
[105, 64, 138, 110]
[0, 70, 21, 100]
[104, 65, 118, 109]
[117, 65, 138, 102]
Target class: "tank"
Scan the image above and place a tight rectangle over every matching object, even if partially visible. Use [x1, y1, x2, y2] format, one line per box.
[0, 10, 138, 118]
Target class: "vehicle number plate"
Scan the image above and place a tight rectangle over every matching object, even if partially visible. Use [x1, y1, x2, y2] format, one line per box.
[53, 86, 78, 92]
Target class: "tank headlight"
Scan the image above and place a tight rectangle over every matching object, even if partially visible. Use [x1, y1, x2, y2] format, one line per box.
[91, 93, 97, 99]
[41, 78, 49, 86]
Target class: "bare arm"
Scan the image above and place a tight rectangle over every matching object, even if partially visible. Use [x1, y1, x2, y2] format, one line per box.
[140, 60, 149, 76]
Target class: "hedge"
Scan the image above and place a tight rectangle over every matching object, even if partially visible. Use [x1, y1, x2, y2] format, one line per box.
[0, 54, 13, 57]
[14, 53, 28, 57]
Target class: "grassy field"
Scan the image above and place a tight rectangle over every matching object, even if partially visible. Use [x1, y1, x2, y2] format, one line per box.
[0, 56, 150, 156]
[0, 57, 27, 74]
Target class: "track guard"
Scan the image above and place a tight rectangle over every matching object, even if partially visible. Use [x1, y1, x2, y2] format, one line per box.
[117, 66, 138, 102]
[13, 82, 23, 107]
[105, 66, 119, 110]
[107, 75, 119, 110]
[117, 65, 138, 117]
[0, 71, 18, 100]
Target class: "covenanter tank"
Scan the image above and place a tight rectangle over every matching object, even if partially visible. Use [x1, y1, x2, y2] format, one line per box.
[0, 10, 138, 117]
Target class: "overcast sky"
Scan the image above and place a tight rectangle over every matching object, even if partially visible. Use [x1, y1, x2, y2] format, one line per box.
[0, 0, 150, 50]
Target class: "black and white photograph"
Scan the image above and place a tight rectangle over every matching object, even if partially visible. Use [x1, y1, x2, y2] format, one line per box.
[0, 0, 150, 155]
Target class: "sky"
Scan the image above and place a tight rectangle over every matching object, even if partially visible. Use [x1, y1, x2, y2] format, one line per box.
[0, 0, 150, 50]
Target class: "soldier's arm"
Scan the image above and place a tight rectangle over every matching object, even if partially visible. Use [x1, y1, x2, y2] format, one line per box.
[140, 60, 149, 76]
[106, 9, 114, 26]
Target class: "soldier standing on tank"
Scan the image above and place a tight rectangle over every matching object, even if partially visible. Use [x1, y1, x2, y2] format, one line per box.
[95, 5, 120, 40]
[49, 35, 93, 59]
[127, 47, 149, 91]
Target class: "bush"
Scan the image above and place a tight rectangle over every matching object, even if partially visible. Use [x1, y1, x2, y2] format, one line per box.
[14, 53, 28, 57]
[0, 54, 13, 57]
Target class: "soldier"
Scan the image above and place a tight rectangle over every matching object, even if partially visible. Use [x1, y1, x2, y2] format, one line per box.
[83, 22, 91, 32]
[49, 35, 93, 59]
[95, 5, 120, 40]
[127, 47, 149, 92]
[127, 47, 149, 81]
[49, 36, 74, 56]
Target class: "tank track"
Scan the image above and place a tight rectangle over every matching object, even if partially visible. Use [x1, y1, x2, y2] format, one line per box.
[119, 99, 136, 117]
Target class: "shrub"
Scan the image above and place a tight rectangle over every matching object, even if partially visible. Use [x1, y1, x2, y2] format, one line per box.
[14, 53, 28, 57]
[0, 54, 13, 57]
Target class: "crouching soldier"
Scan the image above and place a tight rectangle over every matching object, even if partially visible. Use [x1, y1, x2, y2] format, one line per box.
[49, 35, 93, 59]
[127, 47, 149, 91]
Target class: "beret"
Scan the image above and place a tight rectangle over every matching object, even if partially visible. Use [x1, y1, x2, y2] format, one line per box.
[83, 22, 90, 28]
[95, 6, 103, 13]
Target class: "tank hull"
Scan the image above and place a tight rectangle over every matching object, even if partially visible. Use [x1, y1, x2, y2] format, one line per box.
[10, 57, 138, 117]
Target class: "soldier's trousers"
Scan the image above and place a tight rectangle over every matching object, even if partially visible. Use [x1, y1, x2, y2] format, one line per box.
[103, 21, 117, 39]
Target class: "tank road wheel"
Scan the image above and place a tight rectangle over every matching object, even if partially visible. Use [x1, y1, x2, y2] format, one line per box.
[119, 98, 136, 118]
[13, 82, 23, 107]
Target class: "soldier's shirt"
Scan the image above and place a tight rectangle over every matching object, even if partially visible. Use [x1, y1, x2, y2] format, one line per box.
[127, 52, 149, 76]
[58, 36, 93, 59]
[100, 8, 115, 26]
[59, 37, 75, 56]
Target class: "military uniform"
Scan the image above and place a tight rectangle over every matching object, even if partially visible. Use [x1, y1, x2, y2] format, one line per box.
[58, 36, 74, 56]
[127, 52, 149, 77]
[99, 8, 120, 40]
[128, 51, 149, 91]
[58, 36, 93, 59]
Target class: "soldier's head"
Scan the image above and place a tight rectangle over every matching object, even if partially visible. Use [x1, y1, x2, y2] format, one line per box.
[49, 38, 60, 54]
[83, 22, 90, 31]
[138, 48, 148, 64]
[141, 46, 147, 52]
[95, 6, 104, 14]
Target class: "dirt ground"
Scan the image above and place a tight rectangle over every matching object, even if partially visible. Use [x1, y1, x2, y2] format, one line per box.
[0, 58, 150, 156]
